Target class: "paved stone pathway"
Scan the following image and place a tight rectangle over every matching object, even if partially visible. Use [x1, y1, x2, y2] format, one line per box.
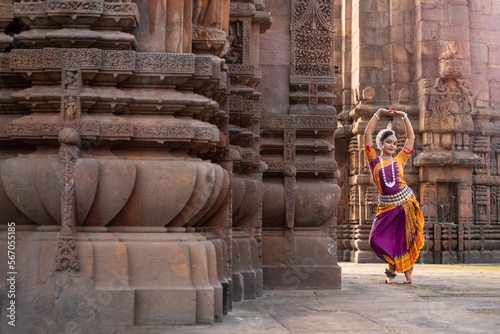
[113, 263, 500, 333]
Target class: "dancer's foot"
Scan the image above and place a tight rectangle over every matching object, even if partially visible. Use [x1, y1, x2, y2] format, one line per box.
[385, 277, 397, 284]
[403, 267, 413, 284]
[384, 267, 397, 284]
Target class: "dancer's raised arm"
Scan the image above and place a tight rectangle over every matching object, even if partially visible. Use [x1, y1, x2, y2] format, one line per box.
[388, 110, 414, 151]
[364, 108, 388, 148]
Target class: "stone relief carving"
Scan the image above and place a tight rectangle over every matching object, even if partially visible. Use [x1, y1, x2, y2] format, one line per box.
[291, 0, 335, 78]
[226, 20, 243, 64]
[439, 41, 462, 79]
[56, 127, 81, 271]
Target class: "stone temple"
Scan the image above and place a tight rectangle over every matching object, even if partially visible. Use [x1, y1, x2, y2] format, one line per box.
[0, 0, 498, 331]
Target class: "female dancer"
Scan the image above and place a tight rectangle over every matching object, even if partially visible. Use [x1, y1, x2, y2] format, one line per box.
[363, 108, 425, 284]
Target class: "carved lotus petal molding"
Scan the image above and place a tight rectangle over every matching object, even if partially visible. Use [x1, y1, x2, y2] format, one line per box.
[84, 158, 136, 226]
[108, 160, 228, 227]
[2, 157, 58, 225]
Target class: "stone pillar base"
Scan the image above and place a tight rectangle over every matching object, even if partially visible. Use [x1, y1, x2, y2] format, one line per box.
[262, 229, 341, 290]
[232, 233, 263, 301]
[0, 229, 227, 332]
[351, 250, 384, 263]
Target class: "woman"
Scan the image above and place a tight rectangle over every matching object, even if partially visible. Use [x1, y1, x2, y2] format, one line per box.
[363, 108, 425, 284]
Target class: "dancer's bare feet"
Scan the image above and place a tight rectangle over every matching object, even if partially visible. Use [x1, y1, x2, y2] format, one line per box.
[403, 267, 413, 284]
[385, 276, 397, 284]
[384, 267, 397, 284]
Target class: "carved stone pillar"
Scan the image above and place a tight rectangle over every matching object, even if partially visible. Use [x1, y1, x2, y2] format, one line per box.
[0, 0, 235, 330]
[224, 0, 270, 301]
[260, 0, 341, 289]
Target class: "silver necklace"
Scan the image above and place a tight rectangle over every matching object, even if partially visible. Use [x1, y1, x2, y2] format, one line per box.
[380, 156, 396, 188]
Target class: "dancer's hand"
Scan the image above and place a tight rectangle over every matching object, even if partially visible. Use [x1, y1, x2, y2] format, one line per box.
[387, 109, 406, 118]
[377, 108, 390, 116]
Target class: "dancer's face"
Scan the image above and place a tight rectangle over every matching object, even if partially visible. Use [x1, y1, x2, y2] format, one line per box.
[381, 135, 397, 157]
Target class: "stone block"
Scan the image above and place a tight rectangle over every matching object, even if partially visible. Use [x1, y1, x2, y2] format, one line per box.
[378, 67, 391, 85]
[417, 21, 439, 41]
[489, 68, 500, 81]
[265, 0, 290, 16]
[242, 271, 257, 299]
[391, 0, 411, 10]
[419, 3, 448, 21]
[439, 24, 470, 40]
[487, 30, 500, 45]
[471, 62, 488, 82]
[471, 79, 489, 95]
[468, 12, 486, 29]
[390, 24, 406, 43]
[394, 63, 413, 83]
[259, 65, 290, 113]
[443, 0, 467, 5]
[263, 265, 341, 290]
[391, 10, 404, 25]
[232, 272, 244, 302]
[195, 288, 216, 324]
[418, 40, 439, 59]
[360, 27, 389, 46]
[96, 289, 134, 327]
[393, 43, 411, 62]
[135, 289, 197, 325]
[448, 6, 470, 25]
[493, 1, 500, 15]
[491, 80, 500, 103]
[360, 45, 384, 68]
[421, 60, 439, 78]
[353, 250, 384, 263]
[489, 46, 500, 65]
[470, 43, 489, 62]
[470, 28, 487, 43]
[358, 0, 379, 13]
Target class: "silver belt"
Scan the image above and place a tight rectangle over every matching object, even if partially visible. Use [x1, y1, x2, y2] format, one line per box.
[378, 186, 413, 207]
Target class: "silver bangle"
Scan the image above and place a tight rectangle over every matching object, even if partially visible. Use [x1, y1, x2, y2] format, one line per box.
[374, 114, 380, 120]
[401, 113, 407, 120]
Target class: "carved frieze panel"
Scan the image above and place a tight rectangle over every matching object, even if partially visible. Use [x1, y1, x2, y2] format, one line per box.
[229, 95, 243, 112]
[228, 64, 254, 75]
[13, 1, 46, 16]
[262, 158, 336, 173]
[101, 50, 135, 71]
[98, 123, 134, 137]
[0, 3, 14, 20]
[195, 56, 214, 76]
[261, 115, 336, 130]
[45, 1, 104, 14]
[290, 0, 335, 78]
[135, 53, 195, 74]
[8, 121, 99, 137]
[10, 49, 44, 69]
[103, 2, 138, 16]
[0, 53, 11, 72]
[132, 124, 216, 141]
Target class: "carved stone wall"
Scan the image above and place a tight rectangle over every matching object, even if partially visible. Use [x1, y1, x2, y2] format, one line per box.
[259, 0, 341, 289]
[336, 0, 500, 265]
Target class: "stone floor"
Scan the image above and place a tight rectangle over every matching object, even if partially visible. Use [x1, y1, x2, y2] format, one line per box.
[111, 263, 500, 333]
